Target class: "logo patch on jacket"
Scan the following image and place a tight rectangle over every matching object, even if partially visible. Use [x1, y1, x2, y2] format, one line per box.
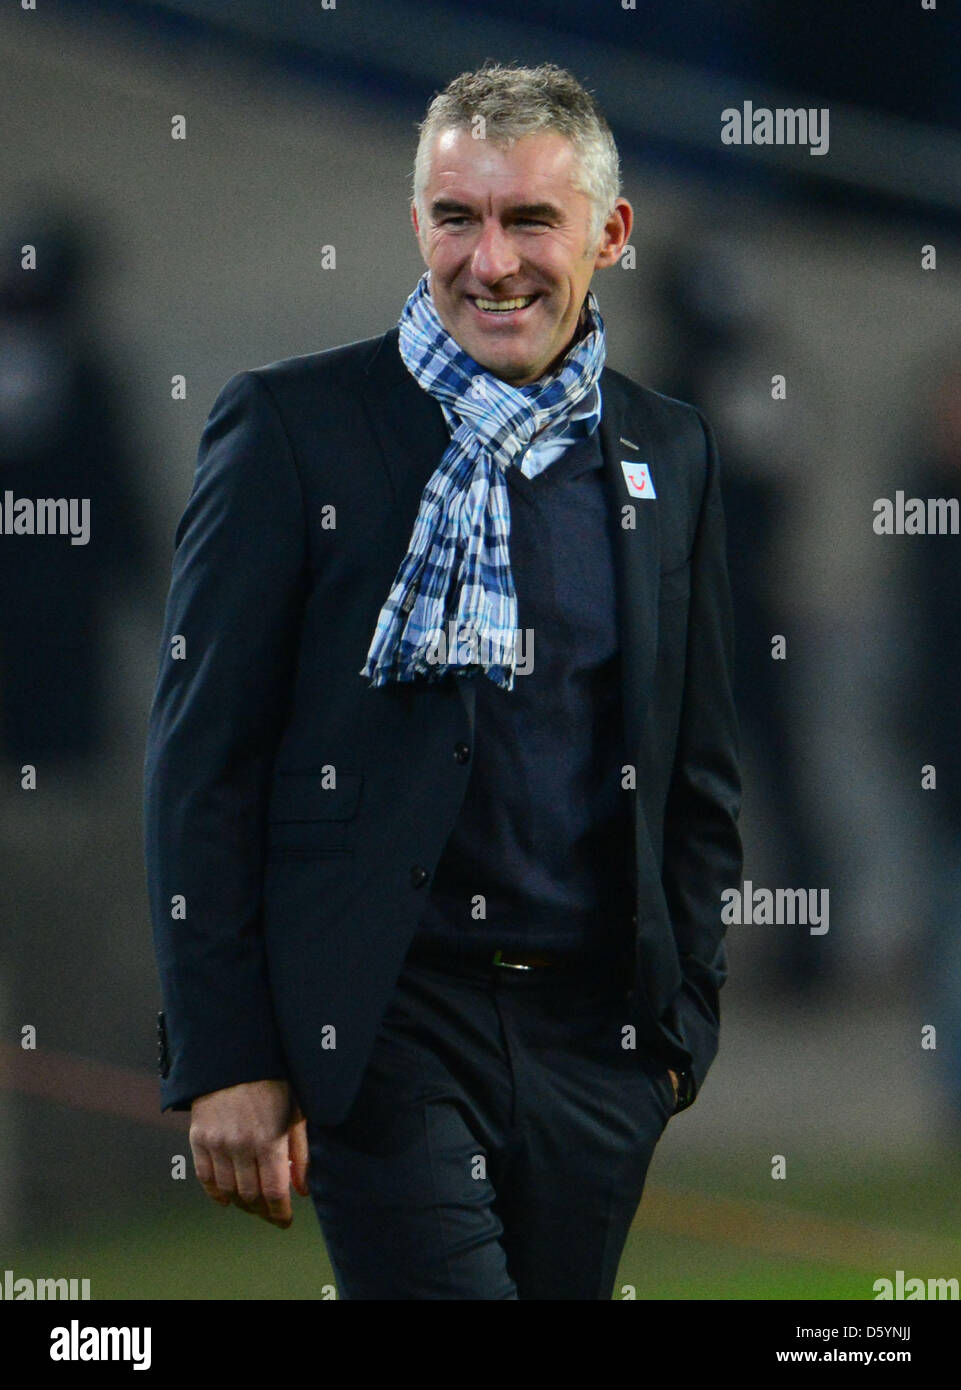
[620, 461, 656, 498]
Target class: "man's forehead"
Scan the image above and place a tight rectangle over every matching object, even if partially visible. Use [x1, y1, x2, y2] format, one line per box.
[426, 127, 582, 196]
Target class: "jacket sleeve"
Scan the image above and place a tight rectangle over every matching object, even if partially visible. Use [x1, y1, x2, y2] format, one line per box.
[144, 370, 308, 1111]
[661, 407, 743, 1108]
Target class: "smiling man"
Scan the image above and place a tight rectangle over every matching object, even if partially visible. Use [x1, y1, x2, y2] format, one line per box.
[145, 62, 742, 1301]
[412, 126, 621, 385]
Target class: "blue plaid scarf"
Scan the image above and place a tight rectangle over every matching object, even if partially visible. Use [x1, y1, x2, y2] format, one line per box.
[360, 272, 606, 691]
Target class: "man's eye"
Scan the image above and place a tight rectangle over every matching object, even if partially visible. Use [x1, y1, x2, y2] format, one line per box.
[441, 217, 471, 226]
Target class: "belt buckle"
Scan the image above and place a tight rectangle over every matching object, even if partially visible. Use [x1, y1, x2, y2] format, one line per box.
[492, 948, 534, 971]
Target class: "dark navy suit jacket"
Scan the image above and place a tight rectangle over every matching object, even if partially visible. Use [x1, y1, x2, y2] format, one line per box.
[143, 326, 742, 1124]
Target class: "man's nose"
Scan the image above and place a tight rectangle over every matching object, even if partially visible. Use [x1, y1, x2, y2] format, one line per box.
[471, 220, 521, 283]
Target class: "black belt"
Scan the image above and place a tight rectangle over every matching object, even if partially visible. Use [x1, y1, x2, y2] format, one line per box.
[405, 938, 634, 981]
[491, 947, 563, 970]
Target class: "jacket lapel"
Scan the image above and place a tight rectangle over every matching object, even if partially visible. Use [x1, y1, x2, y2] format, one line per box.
[361, 327, 450, 508]
[598, 371, 663, 761]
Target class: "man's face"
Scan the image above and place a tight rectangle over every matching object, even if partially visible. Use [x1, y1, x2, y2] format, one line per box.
[412, 128, 631, 386]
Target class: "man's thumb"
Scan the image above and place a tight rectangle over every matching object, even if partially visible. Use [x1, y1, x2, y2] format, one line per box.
[288, 1116, 310, 1197]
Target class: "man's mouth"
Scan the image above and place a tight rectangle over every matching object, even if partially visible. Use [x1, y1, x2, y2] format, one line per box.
[470, 294, 538, 314]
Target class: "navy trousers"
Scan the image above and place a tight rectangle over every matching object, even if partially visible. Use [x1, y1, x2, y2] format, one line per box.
[307, 945, 676, 1300]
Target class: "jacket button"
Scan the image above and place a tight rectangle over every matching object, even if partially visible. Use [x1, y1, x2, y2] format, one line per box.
[453, 742, 471, 764]
[156, 1011, 170, 1078]
[410, 865, 430, 888]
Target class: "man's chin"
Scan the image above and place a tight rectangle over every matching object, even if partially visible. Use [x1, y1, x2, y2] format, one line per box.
[474, 359, 534, 384]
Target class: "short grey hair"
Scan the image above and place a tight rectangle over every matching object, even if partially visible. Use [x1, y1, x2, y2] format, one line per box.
[413, 62, 621, 251]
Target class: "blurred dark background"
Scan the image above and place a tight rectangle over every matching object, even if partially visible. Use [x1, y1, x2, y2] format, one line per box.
[1, 0, 959, 1298]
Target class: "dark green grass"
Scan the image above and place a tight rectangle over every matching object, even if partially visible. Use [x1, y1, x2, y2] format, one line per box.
[8, 1152, 960, 1300]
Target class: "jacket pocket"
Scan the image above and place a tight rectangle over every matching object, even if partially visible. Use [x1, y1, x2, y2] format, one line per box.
[266, 770, 363, 855]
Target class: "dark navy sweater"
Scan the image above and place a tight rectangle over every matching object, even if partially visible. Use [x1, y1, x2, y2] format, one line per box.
[413, 423, 636, 960]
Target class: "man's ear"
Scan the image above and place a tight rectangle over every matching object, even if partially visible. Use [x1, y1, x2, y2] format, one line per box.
[593, 197, 633, 270]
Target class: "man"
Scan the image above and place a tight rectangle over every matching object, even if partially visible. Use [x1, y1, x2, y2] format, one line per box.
[144, 62, 742, 1300]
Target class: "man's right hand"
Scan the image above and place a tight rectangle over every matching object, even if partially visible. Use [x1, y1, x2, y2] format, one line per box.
[189, 1079, 309, 1228]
